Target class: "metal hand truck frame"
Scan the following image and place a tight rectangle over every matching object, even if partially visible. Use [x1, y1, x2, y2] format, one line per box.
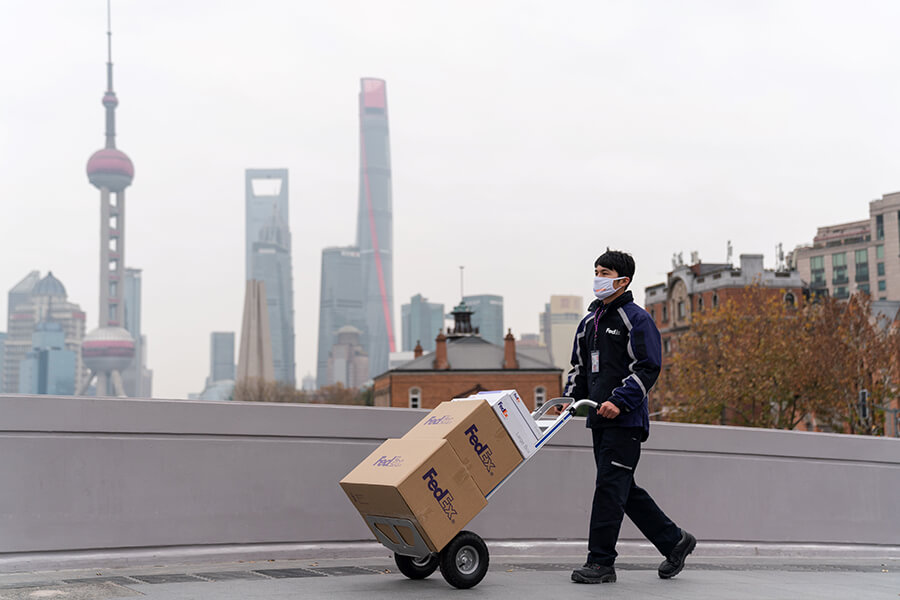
[366, 397, 596, 589]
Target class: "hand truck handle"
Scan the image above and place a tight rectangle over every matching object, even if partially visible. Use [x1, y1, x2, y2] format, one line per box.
[531, 397, 599, 420]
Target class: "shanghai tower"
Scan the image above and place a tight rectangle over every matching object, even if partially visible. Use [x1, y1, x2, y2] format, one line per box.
[356, 78, 395, 377]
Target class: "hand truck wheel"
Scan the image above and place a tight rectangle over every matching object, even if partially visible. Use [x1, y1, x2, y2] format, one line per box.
[439, 530, 489, 589]
[393, 552, 439, 579]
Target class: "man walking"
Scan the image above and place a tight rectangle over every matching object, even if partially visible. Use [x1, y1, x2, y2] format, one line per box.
[566, 249, 695, 584]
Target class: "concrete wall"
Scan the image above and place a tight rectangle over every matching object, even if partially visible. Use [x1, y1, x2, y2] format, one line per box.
[1, 394, 898, 555]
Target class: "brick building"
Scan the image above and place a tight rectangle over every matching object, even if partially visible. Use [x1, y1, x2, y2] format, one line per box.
[644, 254, 806, 359]
[373, 301, 561, 410]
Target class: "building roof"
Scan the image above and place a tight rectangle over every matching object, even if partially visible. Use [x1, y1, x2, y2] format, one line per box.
[10, 271, 40, 295]
[690, 262, 733, 276]
[872, 300, 900, 330]
[32, 272, 67, 298]
[517, 345, 554, 365]
[391, 335, 560, 372]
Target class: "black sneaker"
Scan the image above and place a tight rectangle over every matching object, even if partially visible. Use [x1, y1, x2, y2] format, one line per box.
[658, 530, 697, 579]
[571, 563, 616, 584]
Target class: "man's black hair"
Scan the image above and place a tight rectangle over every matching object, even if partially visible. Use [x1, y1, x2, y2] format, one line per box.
[595, 249, 635, 286]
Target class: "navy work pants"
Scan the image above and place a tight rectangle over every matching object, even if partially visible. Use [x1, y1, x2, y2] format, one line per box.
[587, 426, 682, 566]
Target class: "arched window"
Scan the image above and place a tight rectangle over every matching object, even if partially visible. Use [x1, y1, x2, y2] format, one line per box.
[712, 293, 719, 308]
[784, 292, 796, 307]
[408, 387, 421, 409]
[697, 296, 704, 311]
[534, 386, 547, 409]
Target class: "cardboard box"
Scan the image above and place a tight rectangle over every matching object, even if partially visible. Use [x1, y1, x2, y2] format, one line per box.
[340, 437, 487, 552]
[403, 399, 523, 497]
[459, 390, 542, 459]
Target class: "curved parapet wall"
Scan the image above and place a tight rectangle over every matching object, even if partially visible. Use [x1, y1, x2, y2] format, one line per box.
[0, 395, 897, 555]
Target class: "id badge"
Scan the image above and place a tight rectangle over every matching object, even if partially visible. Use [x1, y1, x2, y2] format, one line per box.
[591, 351, 600, 373]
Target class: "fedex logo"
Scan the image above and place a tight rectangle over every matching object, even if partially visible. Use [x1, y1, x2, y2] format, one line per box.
[422, 467, 457, 521]
[465, 424, 496, 475]
[373, 455, 404, 468]
[423, 415, 454, 426]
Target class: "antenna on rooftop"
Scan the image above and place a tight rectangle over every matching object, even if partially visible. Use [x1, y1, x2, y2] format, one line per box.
[776, 243, 785, 271]
[726, 240, 733, 265]
[459, 265, 464, 299]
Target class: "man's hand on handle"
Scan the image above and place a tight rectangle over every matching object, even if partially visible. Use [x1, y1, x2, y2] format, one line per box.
[597, 401, 621, 419]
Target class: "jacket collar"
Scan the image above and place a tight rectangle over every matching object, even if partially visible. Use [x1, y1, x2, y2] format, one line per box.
[588, 290, 633, 315]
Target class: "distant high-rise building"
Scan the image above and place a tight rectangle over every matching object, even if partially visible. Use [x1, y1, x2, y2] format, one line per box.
[246, 169, 295, 386]
[326, 325, 369, 389]
[237, 280, 275, 382]
[401, 294, 444, 352]
[540, 295, 584, 375]
[8, 271, 40, 325]
[791, 192, 900, 301]
[316, 246, 364, 388]
[122, 268, 152, 397]
[4, 272, 87, 394]
[0, 332, 7, 391]
[301, 373, 316, 391]
[210, 332, 235, 384]
[19, 322, 77, 395]
[463, 294, 504, 346]
[245, 169, 290, 279]
[356, 78, 396, 378]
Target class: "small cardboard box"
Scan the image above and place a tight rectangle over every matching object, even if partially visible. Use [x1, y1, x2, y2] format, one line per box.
[340, 437, 487, 552]
[459, 390, 542, 460]
[403, 399, 523, 497]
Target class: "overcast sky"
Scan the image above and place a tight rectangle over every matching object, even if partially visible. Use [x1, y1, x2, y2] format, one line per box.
[2, 1, 899, 399]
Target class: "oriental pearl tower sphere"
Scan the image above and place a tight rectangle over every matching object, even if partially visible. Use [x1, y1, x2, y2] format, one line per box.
[80, 5, 135, 397]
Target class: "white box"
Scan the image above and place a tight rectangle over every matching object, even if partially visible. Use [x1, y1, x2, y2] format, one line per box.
[456, 390, 541, 460]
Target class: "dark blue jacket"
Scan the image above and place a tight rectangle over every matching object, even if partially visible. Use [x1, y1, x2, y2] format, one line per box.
[563, 290, 662, 440]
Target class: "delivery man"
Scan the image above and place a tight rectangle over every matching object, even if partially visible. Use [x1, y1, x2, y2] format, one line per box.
[565, 249, 695, 584]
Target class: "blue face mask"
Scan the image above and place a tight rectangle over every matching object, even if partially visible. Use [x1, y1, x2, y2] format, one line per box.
[593, 276, 626, 300]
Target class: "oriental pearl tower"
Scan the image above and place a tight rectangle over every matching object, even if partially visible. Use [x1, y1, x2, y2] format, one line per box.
[79, 2, 135, 397]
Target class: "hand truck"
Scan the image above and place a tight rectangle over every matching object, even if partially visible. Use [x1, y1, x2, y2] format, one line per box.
[367, 397, 597, 589]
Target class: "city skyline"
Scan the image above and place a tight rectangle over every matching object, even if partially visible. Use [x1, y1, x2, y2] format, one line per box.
[3, 1, 900, 398]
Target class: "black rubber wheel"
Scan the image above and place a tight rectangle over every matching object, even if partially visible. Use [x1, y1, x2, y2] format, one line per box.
[394, 552, 440, 579]
[439, 530, 490, 589]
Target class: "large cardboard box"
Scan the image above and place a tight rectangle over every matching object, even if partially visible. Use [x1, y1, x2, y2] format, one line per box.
[459, 390, 542, 459]
[340, 437, 487, 552]
[403, 399, 522, 497]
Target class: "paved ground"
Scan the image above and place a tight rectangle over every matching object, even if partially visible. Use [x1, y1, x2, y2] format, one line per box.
[0, 549, 897, 600]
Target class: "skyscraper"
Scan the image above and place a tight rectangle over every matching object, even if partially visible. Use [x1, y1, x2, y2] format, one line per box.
[122, 268, 152, 397]
[401, 294, 444, 352]
[4, 272, 87, 395]
[463, 294, 504, 347]
[82, 7, 136, 397]
[0, 332, 6, 391]
[326, 325, 369, 389]
[356, 78, 396, 377]
[540, 295, 584, 375]
[237, 280, 275, 382]
[316, 246, 364, 388]
[245, 169, 290, 279]
[8, 272, 40, 325]
[210, 331, 235, 384]
[19, 322, 77, 396]
[245, 169, 295, 385]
